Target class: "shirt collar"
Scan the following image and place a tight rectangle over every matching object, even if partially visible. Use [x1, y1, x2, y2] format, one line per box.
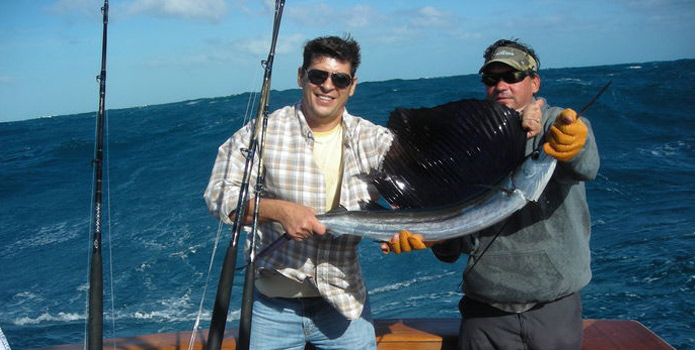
[295, 101, 356, 143]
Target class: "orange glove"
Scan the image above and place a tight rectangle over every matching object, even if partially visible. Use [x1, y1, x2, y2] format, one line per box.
[543, 108, 588, 162]
[382, 230, 437, 254]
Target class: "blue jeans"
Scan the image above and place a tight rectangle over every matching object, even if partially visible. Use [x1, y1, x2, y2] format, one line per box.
[250, 288, 376, 350]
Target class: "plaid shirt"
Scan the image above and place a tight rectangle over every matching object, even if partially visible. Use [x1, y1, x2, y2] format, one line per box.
[204, 103, 393, 320]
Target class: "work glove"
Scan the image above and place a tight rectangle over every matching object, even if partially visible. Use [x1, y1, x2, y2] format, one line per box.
[382, 230, 437, 254]
[543, 108, 588, 162]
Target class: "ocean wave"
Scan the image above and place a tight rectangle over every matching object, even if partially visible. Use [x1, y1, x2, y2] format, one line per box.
[640, 140, 689, 157]
[132, 310, 193, 321]
[636, 139, 694, 170]
[369, 271, 457, 295]
[13, 312, 83, 325]
[553, 77, 593, 86]
[1, 220, 84, 258]
[5, 291, 43, 309]
[555, 77, 583, 83]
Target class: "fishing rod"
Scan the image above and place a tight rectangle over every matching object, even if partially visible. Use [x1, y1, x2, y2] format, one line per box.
[206, 1, 285, 349]
[237, 5, 287, 348]
[87, 1, 109, 349]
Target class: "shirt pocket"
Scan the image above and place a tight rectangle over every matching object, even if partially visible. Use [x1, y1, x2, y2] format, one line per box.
[465, 249, 568, 304]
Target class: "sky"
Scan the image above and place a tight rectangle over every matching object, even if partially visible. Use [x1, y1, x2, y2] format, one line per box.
[1, 0, 694, 123]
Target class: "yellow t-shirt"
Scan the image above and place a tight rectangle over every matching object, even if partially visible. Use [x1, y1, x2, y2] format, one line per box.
[312, 124, 344, 211]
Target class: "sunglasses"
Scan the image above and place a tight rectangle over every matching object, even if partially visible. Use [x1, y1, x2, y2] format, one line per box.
[305, 69, 353, 89]
[481, 70, 533, 86]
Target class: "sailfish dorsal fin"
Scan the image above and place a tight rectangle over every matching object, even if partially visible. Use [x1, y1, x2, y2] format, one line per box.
[374, 99, 526, 209]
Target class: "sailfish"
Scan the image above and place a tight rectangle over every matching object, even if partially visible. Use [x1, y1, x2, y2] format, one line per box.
[317, 99, 556, 241]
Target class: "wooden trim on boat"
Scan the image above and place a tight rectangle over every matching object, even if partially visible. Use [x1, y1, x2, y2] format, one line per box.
[35, 318, 674, 350]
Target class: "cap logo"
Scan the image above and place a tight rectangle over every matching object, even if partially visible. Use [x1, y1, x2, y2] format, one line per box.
[494, 49, 516, 57]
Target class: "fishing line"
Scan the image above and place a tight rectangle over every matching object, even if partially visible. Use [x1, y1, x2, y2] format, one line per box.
[83, 111, 98, 350]
[206, 2, 286, 349]
[531, 81, 612, 159]
[100, 107, 117, 350]
[187, 48, 265, 347]
[188, 9, 276, 349]
[243, 57, 264, 126]
[235, 232, 291, 271]
[187, 62, 264, 350]
[471, 81, 613, 274]
[530, 134, 545, 160]
[463, 218, 512, 276]
[187, 219, 225, 350]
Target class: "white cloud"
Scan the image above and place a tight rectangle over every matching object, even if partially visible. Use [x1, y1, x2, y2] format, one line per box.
[285, 3, 335, 27]
[240, 36, 277, 57]
[409, 6, 453, 28]
[142, 33, 305, 68]
[282, 3, 461, 43]
[0, 75, 15, 84]
[282, 3, 383, 29]
[236, 32, 304, 57]
[361, 6, 470, 45]
[126, 0, 228, 21]
[344, 5, 379, 28]
[262, 0, 277, 13]
[46, 0, 99, 18]
[274, 33, 306, 55]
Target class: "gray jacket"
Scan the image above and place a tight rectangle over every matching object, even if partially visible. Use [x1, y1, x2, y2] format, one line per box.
[433, 98, 600, 305]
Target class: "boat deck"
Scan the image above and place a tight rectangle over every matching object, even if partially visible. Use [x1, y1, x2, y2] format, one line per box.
[37, 318, 674, 350]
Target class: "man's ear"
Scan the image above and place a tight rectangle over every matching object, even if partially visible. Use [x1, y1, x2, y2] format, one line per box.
[348, 77, 358, 97]
[531, 75, 541, 94]
[297, 67, 304, 88]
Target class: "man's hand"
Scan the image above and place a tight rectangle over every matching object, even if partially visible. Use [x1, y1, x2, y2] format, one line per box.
[543, 108, 588, 162]
[275, 201, 326, 241]
[381, 230, 439, 254]
[237, 198, 325, 241]
[520, 99, 545, 138]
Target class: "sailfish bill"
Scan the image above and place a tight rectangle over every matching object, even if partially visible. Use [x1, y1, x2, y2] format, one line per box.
[317, 99, 556, 241]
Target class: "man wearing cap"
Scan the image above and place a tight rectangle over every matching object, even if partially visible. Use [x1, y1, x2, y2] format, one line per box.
[385, 39, 600, 349]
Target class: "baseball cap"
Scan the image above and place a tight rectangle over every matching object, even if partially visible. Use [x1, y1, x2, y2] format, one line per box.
[479, 46, 538, 73]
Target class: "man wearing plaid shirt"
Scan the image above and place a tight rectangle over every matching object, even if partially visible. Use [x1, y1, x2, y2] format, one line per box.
[205, 35, 392, 349]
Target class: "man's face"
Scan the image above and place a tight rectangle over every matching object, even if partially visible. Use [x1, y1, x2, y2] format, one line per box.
[297, 55, 357, 131]
[483, 63, 540, 111]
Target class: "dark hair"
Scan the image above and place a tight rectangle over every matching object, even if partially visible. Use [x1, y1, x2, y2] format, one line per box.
[483, 38, 541, 72]
[302, 35, 361, 76]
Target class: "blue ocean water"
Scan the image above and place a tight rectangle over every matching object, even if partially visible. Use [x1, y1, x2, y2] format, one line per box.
[1, 59, 694, 349]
